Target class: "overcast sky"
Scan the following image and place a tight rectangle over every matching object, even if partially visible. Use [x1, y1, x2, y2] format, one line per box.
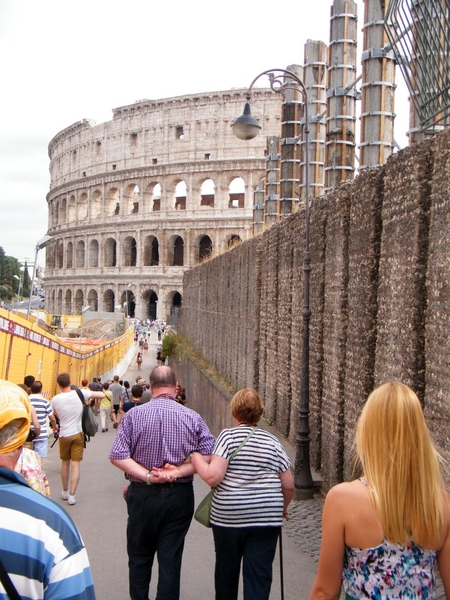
[0, 0, 410, 267]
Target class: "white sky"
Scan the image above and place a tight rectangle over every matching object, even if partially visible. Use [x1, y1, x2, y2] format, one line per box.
[0, 0, 410, 266]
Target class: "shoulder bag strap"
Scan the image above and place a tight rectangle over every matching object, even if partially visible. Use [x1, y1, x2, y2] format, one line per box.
[228, 427, 257, 463]
[75, 389, 85, 404]
[0, 557, 21, 600]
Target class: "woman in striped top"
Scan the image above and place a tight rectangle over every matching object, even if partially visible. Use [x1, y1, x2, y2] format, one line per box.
[191, 388, 294, 600]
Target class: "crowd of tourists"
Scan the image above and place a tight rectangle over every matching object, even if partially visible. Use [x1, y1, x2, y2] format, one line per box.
[0, 360, 448, 599]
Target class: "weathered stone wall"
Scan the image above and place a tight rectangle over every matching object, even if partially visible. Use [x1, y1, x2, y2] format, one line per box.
[179, 129, 450, 490]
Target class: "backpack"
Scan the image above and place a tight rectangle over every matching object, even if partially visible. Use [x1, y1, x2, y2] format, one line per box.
[76, 389, 98, 443]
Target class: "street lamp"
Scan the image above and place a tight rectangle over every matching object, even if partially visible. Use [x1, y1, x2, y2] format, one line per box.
[13, 274, 23, 304]
[27, 235, 55, 320]
[232, 69, 314, 499]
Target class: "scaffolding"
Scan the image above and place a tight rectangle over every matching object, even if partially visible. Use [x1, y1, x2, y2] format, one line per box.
[385, 0, 450, 133]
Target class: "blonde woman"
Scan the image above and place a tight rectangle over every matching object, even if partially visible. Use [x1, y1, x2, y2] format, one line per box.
[310, 382, 450, 599]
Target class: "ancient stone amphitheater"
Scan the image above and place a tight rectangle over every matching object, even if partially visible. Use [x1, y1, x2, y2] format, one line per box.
[44, 89, 282, 321]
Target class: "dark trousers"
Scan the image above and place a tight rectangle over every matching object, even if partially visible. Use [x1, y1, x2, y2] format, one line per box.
[212, 525, 280, 600]
[126, 482, 194, 600]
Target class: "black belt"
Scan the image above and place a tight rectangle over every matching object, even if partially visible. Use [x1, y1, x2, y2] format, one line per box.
[130, 480, 192, 489]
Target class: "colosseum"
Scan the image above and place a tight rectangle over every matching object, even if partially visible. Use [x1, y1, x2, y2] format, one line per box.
[44, 88, 282, 322]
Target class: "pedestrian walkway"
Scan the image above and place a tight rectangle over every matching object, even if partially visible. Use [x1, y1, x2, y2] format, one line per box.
[43, 325, 324, 599]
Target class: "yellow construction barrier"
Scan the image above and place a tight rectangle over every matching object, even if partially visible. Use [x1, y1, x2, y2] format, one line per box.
[0, 308, 134, 397]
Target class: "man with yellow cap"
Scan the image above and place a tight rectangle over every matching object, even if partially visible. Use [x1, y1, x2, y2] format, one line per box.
[0, 380, 96, 599]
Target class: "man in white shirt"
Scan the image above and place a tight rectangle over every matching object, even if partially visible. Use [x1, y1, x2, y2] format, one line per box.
[52, 373, 103, 505]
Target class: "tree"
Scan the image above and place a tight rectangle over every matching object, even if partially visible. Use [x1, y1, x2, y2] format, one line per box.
[22, 262, 31, 298]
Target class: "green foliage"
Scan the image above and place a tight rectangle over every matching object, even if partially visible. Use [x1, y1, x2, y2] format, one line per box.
[22, 262, 31, 297]
[162, 331, 235, 396]
[161, 331, 190, 359]
[0, 247, 29, 300]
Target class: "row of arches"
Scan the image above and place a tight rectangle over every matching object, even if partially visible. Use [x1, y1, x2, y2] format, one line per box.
[48, 288, 182, 320]
[49, 234, 242, 270]
[50, 177, 246, 227]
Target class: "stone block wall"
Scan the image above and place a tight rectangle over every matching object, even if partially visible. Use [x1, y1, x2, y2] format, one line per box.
[179, 129, 450, 490]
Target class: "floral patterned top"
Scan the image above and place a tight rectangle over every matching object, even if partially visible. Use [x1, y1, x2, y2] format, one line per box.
[343, 538, 438, 599]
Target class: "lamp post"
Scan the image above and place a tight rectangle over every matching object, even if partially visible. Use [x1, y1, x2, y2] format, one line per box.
[13, 274, 23, 305]
[27, 235, 54, 320]
[232, 69, 314, 499]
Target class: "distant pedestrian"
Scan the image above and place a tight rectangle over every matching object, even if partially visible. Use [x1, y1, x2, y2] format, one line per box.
[122, 384, 143, 413]
[109, 375, 124, 429]
[23, 374, 35, 394]
[51, 373, 103, 505]
[29, 380, 58, 459]
[136, 352, 143, 371]
[175, 385, 186, 405]
[99, 382, 113, 433]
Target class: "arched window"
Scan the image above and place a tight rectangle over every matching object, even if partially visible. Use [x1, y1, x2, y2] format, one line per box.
[65, 289, 72, 313]
[105, 238, 117, 267]
[199, 235, 212, 262]
[227, 234, 242, 248]
[76, 241, 85, 268]
[123, 236, 137, 267]
[200, 179, 215, 207]
[57, 243, 64, 269]
[66, 242, 73, 268]
[103, 289, 115, 312]
[152, 183, 161, 212]
[106, 187, 120, 216]
[144, 235, 159, 266]
[175, 181, 186, 210]
[89, 239, 99, 267]
[173, 236, 184, 266]
[229, 177, 245, 208]
[87, 289, 98, 311]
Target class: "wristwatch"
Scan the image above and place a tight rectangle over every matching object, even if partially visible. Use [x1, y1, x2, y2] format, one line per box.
[146, 471, 152, 485]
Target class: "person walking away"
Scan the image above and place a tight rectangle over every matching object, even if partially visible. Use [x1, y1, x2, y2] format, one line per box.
[310, 381, 450, 600]
[23, 374, 35, 394]
[29, 380, 58, 460]
[121, 384, 143, 413]
[99, 381, 113, 432]
[136, 352, 143, 371]
[188, 388, 294, 600]
[51, 372, 103, 505]
[109, 375, 123, 429]
[109, 365, 215, 600]
[0, 379, 96, 599]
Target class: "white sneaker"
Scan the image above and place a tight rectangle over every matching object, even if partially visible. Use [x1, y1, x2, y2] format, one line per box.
[68, 495, 76, 505]
[61, 490, 69, 500]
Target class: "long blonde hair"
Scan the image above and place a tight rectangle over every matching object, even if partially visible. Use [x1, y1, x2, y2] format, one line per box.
[355, 381, 445, 546]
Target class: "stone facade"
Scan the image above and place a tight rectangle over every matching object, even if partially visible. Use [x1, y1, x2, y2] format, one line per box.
[179, 129, 450, 490]
[44, 89, 282, 320]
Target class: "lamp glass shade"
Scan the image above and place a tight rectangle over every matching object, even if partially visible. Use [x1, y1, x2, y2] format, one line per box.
[231, 102, 261, 141]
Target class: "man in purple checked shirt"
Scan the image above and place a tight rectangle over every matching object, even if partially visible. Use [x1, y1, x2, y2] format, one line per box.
[109, 365, 215, 600]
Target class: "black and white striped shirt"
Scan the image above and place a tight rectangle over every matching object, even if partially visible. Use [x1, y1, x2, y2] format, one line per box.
[210, 425, 291, 527]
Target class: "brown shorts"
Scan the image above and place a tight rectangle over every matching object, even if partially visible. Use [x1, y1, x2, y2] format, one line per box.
[59, 432, 84, 462]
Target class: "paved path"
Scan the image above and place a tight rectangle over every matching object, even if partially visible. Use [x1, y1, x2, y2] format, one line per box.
[43, 327, 324, 600]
